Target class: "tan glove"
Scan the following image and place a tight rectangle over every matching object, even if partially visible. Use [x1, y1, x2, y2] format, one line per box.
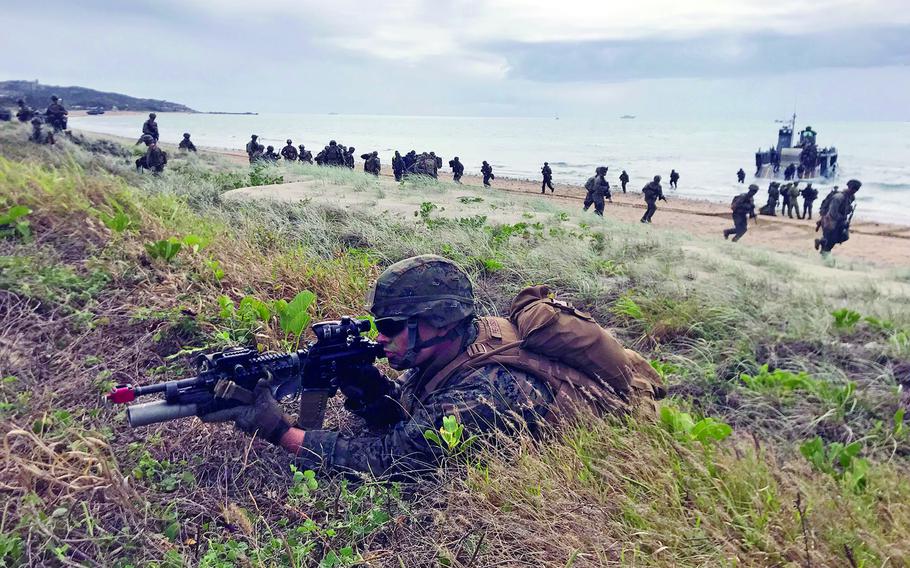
[199, 375, 293, 445]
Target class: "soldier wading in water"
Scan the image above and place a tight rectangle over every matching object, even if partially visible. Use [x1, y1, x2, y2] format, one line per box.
[199, 255, 665, 476]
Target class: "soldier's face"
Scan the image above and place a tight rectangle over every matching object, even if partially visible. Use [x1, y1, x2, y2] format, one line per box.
[377, 318, 446, 370]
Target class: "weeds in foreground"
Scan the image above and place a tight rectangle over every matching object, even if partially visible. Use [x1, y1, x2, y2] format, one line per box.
[1, 133, 909, 566]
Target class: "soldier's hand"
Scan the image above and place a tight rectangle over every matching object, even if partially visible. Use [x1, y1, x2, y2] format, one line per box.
[199, 375, 292, 444]
[338, 364, 395, 405]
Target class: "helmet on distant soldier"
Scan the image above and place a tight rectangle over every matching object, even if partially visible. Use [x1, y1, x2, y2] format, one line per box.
[50, 95, 59, 102]
[139, 134, 154, 144]
[653, 175, 661, 182]
[149, 113, 156, 119]
[846, 179, 862, 191]
[596, 166, 607, 175]
[287, 139, 292, 144]
[372, 151, 378, 156]
[183, 133, 190, 138]
[329, 140, 337, 145]
[748, 184, 759, 193]
[266, 145, 274, 151]
[251, 134, 258, 139]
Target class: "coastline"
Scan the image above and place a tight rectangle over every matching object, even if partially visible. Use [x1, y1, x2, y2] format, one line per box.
[69, 128, 910, 267]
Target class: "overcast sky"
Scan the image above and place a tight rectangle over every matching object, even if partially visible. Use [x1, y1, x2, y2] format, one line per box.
[4, 0, 909, 119]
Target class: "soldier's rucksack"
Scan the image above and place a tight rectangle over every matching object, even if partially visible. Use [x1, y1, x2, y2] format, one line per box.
[416, 285, 666, 419]
[819, 189, 838, 217]
[584, 176, 596, 192]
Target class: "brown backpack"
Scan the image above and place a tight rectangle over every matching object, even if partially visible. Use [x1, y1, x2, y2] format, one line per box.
[415, 285, 666, 419]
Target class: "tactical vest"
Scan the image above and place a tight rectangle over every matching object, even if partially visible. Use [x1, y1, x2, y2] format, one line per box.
[405, 286, 665, 420]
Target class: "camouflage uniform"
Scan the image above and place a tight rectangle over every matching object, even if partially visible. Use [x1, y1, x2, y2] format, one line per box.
[641, 176, 664, 223]
[16, 100, 35, 122]
[298, 145, 313, 164]
[583, 167, 610, 215]
[145, 145, 167, 174]
[724, 185, 758, 242]
[298, 323, 555, 475]
[481, 161, 493, 186]
[448, 157, 464, 183]
[142, 115, 159, 141]
[45, 97, 68, 132]
[392, 151, 404, 181]
[281, 141, 299, 161]
[541, 163, 554, 193]
[619, 170, 629, 193]
[202, 255, 642, 477]
[800, 184, 819, 220]
[816, 180, 860, 254]
[246, 136, 260, 164]
[178, 134, 197, 152]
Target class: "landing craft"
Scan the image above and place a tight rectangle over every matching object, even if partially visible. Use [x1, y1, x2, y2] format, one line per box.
[754, 113, 838, 180]
[86, 107, 105, 115]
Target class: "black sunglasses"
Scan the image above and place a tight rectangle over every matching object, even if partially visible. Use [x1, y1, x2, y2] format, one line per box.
[374, 316, 410, 337]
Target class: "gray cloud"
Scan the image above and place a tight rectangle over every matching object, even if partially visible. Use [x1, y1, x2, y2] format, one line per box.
[2, 0, 908, 119]
[493, 27, 910, 82]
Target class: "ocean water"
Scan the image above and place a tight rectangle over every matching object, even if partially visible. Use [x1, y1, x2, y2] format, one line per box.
[68, 113, 910, 225]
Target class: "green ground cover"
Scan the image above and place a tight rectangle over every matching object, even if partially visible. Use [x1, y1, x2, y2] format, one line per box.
[1, 121, 909, 567]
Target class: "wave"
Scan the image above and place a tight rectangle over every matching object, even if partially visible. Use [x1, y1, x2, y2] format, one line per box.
[867, 182, 910, 192]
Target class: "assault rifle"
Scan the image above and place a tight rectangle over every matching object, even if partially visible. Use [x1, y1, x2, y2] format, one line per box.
[108, 317, 383, 429]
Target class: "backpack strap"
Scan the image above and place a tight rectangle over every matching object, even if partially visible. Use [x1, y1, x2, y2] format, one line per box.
[414, 318, 521, 404]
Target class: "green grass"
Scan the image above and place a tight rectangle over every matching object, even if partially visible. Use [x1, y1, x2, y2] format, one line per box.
[0, 121, 908, 566]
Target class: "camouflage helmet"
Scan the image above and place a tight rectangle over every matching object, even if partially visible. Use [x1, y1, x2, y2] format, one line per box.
[846, 179, 862, 190]
[368, 255, 474, 327]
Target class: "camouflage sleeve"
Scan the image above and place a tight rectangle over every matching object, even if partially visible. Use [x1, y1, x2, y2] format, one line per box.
[297, 364, 554, 476]
[826, 193, 847, 224]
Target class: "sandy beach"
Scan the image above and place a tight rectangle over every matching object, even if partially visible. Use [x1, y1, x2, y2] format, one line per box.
[208, 146, 910, 268]
[67, 129, 910, 268]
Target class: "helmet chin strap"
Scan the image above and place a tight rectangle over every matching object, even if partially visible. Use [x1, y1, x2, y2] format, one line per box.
[399, 319, 462, 369]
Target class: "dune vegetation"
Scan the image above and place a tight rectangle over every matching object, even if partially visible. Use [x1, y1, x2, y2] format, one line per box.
[1, 121, 909, 567]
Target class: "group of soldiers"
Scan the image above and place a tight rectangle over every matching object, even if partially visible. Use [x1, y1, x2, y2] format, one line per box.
[739, 162, 818, 184]
[13, 108, 865, 255]
[757, 181, 820, 220]
[723, 178, 861, 253]
[577, 165, 668, 222]
[391, 151, 444, 180]
[11, 96, 69, 145]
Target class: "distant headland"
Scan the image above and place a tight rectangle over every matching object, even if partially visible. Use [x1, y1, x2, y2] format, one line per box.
[0, 80, 254, 115]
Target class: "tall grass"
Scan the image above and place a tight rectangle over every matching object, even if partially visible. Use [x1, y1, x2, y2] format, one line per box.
[0, 124, 908, 566]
